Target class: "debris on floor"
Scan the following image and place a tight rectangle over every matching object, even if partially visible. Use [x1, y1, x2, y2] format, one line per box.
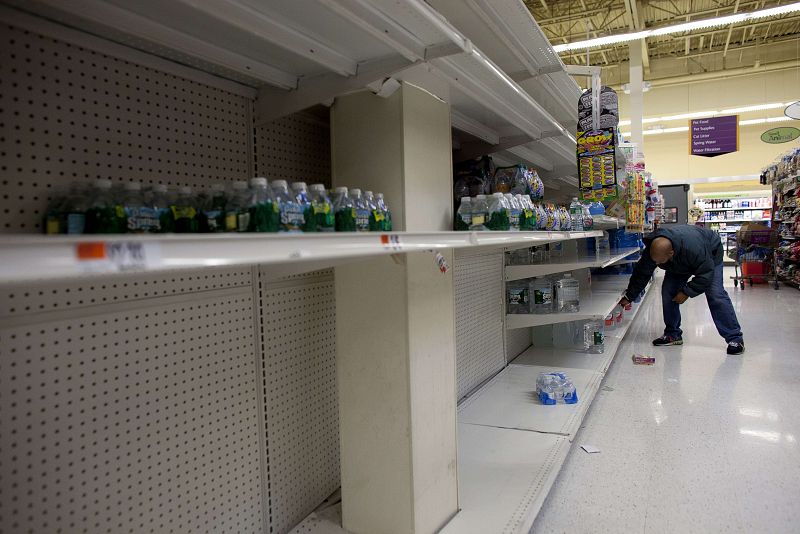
[632, 353, 656, 365]
[581, 445, 601, 454]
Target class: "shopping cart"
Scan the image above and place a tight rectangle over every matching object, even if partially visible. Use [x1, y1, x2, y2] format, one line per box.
[727, 227, 780, 290]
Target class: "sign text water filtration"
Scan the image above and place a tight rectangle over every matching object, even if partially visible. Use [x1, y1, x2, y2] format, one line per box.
[690, 115, 738, 157]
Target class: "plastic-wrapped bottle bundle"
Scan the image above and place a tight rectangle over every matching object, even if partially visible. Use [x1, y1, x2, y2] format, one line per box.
[486, 193, 511, 231]
[537, 372, 578, 405]
[555, 273, 580, 312]
[470, 195, 489, 231]
[309, 184, 335, 232]
[506, 280, 530, 314]
[583, 320, 605, 353]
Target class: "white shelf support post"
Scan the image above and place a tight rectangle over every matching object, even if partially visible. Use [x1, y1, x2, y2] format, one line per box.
[331, 83, 458, 534]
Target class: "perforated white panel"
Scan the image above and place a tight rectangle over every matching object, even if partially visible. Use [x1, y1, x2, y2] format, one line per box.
[454, 250, 505, 401]
[506, 327, 531, 363]
[0, 266, 252, 318]
[257, 269, 340, 534]
[0, 21, 253, 233]
[0, 283, 264, 533]
[255, 113, 331, 187]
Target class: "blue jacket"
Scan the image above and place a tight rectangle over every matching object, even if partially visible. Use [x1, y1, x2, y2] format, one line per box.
[624, 225, 723, 300]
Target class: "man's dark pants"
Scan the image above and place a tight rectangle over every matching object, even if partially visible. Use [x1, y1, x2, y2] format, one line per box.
[661, 263, 744, 343]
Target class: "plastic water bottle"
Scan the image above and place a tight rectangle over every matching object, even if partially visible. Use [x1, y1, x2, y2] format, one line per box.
[531, 277, 554, 313]
[292, 182, 315, 232]
[615, 304, 624, 327]
[506, 280, 530, 314]
[334, 187, 356, 232]
[349, 188, 370, 232]
[598, 230, 611, 254]
[517, 194, 536, 231]
[505, 193, 521, 231]
[569, 197, 584, 231]
[198, 183, 227, 233]
[224, 181, 248, 232]
[309, 184, 335, 232]
[583, 320, 605, 353]
[555, 273, 580, 312]
[376, 193, 392, 231]
[273, 179, 304, 233]
[470, 195, 489, 231]
[456, 197, 472, 231]
[123, 181, 160, 233]
[553, 321, 579, 349]
[486, 192, 511, 231]
[250, 177, 280, 232]
[582, 204, 594, 230]
[85, 179, 124, 234]
[364, 191, 383, 232]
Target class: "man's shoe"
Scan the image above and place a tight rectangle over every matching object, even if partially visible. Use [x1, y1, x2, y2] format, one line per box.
[727, 342, 745, 355]
[652, 335, 683, 346]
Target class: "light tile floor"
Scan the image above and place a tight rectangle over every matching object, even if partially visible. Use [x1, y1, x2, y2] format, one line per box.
[532, 268, 800, 533]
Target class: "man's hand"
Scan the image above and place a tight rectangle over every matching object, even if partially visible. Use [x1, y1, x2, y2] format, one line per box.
[619, 296, 631, 308]
[672, 291, 689, 305]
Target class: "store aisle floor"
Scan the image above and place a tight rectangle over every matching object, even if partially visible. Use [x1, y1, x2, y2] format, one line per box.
[532, 268, 800, 533]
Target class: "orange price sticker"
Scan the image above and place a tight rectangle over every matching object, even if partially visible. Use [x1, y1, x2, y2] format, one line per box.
[76, 242, 107, 260]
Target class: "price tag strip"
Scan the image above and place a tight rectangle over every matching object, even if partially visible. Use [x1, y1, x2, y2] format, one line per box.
[76, 241, 163, 274]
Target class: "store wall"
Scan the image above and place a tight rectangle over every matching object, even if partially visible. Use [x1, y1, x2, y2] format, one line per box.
[617, 68, 800, 183]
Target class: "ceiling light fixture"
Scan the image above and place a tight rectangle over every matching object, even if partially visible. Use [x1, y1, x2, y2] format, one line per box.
[553, 2, 800, 51]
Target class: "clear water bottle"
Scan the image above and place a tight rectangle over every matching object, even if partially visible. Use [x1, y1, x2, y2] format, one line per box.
[583, 320, 605, 353]
[123, 181, 160, 233]
[486, 192, 511, 231]
[376, 193, 392, 231]
[615, 304, 624, 327]
[531, 277, 554, 314]
[508, 247, 531, 266]
[198, 183, 227, 233]
[569, 197, 584, 232]
[309, 184, 335, 232]
[364, 190, 383, 232]
[273, 179, 304, 233]
[224, 181, 249, 232]
[292, 182, 315, 233]
[456, 197, 472, 231]
[582, 203, 594, 230]
[505, 193, 521, 231]
[598, 230, 611, 254]
[349, 188, 370, 232]
[553, 321, 579, 349]
[250, 177, 280, 232]
[171, 186, 199, 233]
[334, 187, 356, 232]
[64, 182, 89, 234]
[506, 280, 530, 314]
[470, 195, 489, 231]
[85, 179, 124, 234]
[555, 273, 580, 312]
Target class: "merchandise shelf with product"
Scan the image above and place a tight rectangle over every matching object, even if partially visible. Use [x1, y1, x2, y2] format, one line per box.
[505, 247, 640, 281]
[765, 149, 800, 288]
[0, 2, 655, 533]
[506, 275, 631, 329]
[439, 276, 656, 534]
[0, 230, 602, 284]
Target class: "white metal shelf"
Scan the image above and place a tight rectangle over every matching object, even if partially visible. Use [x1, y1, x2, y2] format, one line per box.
[505, 247, 640, 281]
[506, 275, 629, 330]
[592, 215, 626, 230]
[440, 278, 655, 534]
[0, 230, 601, 285]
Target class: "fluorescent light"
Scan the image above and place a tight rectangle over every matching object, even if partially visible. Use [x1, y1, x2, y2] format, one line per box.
[618, 120, 632, 127]
[553, 2, 800, 51]
[721, 102, 788, 114]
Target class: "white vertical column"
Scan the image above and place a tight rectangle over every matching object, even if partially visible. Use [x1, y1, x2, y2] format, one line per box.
[331, 83, 457, 534]
[629, 41, 645, 149]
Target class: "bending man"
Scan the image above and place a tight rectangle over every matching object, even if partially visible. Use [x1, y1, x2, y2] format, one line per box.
[620, 224, 745, 355]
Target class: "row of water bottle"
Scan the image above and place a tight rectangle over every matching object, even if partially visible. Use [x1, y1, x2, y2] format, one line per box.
[43, 178, 392, 234]
[506, 273, 580, 315]
[456, 194, 594, 232]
